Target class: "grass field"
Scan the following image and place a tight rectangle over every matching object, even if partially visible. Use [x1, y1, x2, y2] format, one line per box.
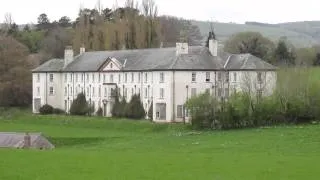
[0, 110, 319, 180]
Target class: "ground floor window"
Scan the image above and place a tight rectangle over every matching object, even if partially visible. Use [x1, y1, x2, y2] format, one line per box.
[177, 105, 183, 118]
[49, 87, 54, 96]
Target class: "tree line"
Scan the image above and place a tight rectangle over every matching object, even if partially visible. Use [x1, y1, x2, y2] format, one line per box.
[0, 0, 203, 108]
[223, 32, 320, 66]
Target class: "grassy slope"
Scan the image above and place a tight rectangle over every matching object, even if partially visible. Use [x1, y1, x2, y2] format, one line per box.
[0, 111, 319, 180]
[192, 21, 318, 47]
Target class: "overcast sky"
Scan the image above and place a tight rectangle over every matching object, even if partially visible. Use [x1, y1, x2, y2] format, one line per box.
[1, 0, 319, 24]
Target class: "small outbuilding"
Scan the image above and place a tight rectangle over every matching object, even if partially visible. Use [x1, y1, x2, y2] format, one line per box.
[0, 132, 55, 150]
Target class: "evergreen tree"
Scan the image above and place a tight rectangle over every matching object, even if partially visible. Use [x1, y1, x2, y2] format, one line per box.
[70, 93, 89, 116]
[148, 102, 153, 121]
[274, 40, 295, 65]
[124, 94, 145, 119]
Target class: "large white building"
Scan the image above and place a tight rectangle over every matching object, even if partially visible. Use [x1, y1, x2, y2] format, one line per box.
[32, 39, 277, 122]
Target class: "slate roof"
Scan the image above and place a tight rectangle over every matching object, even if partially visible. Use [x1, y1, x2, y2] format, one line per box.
[225, 54, 276, 70]
[32, 46, 276, 72]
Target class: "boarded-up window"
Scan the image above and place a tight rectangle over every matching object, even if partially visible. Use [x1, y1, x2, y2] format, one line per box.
[191, 88, 197, 97]
[177, 105, 183, 118]
[160, 88, 164, 99]
[218, 88, 222, 97]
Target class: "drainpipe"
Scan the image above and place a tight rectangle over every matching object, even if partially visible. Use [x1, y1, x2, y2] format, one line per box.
[172, 71, 176, 122]
[45, 73, 48, 104]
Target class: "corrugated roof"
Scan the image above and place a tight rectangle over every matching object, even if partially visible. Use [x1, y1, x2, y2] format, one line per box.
[32, 46, 276, 72]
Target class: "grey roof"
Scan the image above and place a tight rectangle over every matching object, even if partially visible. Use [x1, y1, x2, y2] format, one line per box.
[32, 58, 64, 72]
[32, 46, 276, 72]
[225, 54, 276, 70]
[0, 132, 54, 149]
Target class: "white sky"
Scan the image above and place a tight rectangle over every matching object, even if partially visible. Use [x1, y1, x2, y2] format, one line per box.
[1, 0, 319, 24]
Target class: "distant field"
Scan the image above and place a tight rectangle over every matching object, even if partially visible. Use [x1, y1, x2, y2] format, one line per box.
[192, 21, 319, 47]
[0, 111, 319, 180]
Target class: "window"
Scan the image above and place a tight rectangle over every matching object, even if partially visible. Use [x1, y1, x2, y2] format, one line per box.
[233, 72, 237, 82]
[49, 87, 54, 95]
[125, 73, 128, 83]
[160, 88, 164, 99]
[131, 73, 134, 83]
[49, 74, 53, 82]
[70, 74, 73, 82]
[177, 105, 183, 118]
[160, 72, 164, 83]
[192, 72, 196, 82]
[81, 74, 84, 82]
[217, 72, 222, 81]
[257, 72, 263, 83]
[104, 88, 107, 97]
[87, 87, 89, 97]
[92, 74, 95, 83]
[225, 72, 229, 83]
[64, 87, 67, 96]
[218, 88, 222, 97]
[206, 72, 210, 82]
[37, 74, 40, 82]
[110, 63, 113, 69]
[145, 88, 148, 98]
[257, 90, 263, 98]
[86, 74, 89, 82]
[110, 74, 114, 83]
[118, 74, 121, 84]
[138, 73, 141, 83]
[191, 88, 197, 97]
[98, 74, 101, 83]
[76, 74, 78, 83]
[92, 87, 95, 97]
[99, 86, 101, 97]
[145, 73, 148, 83]
[225, 88, 229, 97]
[37, 87, 40, 96]
[64, 74, 67, 82]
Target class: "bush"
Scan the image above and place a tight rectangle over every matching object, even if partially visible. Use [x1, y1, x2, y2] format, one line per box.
[70, 93, 89, 116]
[111, 91, 121, 117]
[124, 94, 145, 119]
[148, 102, 153, 121]
[53, 108, 65, 115]
[96, 107, 103, 117]
[39, 104, 53, 115]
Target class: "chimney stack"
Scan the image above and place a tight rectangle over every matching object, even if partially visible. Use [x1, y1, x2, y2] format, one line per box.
[176, 42, 188, 56]
[64, 46, 74, 67]
[80, 45, 85, 54]
[209, 39, 218, 57]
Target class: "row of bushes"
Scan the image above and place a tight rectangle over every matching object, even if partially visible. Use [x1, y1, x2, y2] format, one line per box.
[112, 94, 146, 119]
[186, 68, 320, 130]
[39, 104, 65, 115]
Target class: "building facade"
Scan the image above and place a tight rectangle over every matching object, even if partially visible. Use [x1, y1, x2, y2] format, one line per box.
[32, 40, 277, 123]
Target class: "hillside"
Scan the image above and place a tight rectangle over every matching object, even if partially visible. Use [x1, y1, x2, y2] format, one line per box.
[192, 20, 320, 47]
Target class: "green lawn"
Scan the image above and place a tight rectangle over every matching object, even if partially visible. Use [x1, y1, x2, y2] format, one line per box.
[0, 111, 319, 180]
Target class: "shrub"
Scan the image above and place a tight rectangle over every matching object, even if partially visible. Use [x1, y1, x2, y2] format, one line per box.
[70, 93, 89, 116]
[39, 104, 53, 115]
[124, 94, 145, 119]
[111, 90, 121, 117]
[96, 107, 103, 116]
[53, 108, 65, 115]
[148, 102, 153, 121]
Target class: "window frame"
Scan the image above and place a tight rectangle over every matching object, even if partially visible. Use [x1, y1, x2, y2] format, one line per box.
[191, 72, 196, 82]
[49, 86, 54, 96]
[49, 74, 54, 83]
[205, 72, 210, 82]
